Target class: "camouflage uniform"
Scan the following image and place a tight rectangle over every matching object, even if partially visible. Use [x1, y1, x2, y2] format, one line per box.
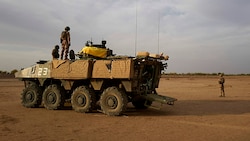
[60, 26, 71, 60]
[52, 45, 59, 59]
[218, 73, 225, 97]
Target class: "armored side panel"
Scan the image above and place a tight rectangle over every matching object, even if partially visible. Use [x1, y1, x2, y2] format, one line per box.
[15, 66, 34, 78]
[36, 62, 52, 78]
[92, 60, 112, 78]
[111, 59, 134, 78]
[92, 58, 134, 79]
[15, 61, 51, 78]
[51, 60, 92, 79]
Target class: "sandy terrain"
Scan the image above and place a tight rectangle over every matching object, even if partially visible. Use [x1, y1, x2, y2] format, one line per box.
[0, 76, 250, 141]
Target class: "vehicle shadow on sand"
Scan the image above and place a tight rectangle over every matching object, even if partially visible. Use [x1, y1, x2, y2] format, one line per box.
[125, 100, 250, 117]
[37, 99, 250, 117]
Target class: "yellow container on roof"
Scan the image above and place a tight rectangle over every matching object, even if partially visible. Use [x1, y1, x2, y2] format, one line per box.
[80, 46, 107, 58]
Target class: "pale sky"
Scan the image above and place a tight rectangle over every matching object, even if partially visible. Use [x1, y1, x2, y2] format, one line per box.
[1, 0, 250, 74]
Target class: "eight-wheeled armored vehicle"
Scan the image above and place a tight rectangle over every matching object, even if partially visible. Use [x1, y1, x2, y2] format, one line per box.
[15, 41, 177, 116]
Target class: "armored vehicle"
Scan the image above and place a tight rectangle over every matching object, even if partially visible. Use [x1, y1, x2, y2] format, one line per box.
[15, 41, 177, 116]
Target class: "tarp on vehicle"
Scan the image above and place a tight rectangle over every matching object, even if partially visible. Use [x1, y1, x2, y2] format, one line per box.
[80, 46, 107, 58]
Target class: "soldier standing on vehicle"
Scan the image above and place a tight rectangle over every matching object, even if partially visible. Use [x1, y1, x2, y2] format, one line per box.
[52, 45, 60, 59]
[218, 73, 225, 97]
[60, 26, 71, 60]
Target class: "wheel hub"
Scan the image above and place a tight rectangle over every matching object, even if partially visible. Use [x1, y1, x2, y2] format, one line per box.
[76, 95, 86, 106]
[26, 91, 34, 102]
[106, 96, 118, 108]
[47, 92, 56, 104]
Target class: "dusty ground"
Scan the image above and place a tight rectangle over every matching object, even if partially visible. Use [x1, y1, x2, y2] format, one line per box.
[0, 76, 250, 141]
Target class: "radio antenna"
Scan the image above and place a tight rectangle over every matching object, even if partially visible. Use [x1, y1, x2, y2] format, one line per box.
[157, 12, 160, 54]
[135, 0, 138, 56]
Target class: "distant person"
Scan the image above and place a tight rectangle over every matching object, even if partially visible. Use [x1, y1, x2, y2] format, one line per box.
[60, 26, 71, 60]
[218, 73, 225, 97]
[69, 50, 75, 60]
[101, 40, 107, 48]
[52, 45, 59, 59]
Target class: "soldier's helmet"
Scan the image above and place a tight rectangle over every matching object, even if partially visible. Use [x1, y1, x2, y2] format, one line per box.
[65, 26, 70, 31]
[220, 73, 224, 77]
[55, 45, 59, 50]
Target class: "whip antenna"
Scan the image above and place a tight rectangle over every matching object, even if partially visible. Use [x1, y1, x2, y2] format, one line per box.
[157, 12, 160, 54]
[135, 0, 138, 56]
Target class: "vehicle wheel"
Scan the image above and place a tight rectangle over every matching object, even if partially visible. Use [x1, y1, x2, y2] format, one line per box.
[100, 87, 128, 116]
[132, 95, 152, 109]
[21, 83, 42, 108]
[43, 84, 65, 110]
[71, 86, 96, 113]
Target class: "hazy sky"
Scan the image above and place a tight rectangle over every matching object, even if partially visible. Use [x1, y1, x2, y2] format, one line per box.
[1, 0, 250, 74]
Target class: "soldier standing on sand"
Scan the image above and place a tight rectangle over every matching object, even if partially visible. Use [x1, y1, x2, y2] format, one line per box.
[218, 73, 225, 97]
[60, 26, 71, 60]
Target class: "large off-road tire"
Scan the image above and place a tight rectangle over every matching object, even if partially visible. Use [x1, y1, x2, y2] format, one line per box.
[42, 84, 65, 110]
[21, 83, 42, 108]
[71, 86, 96, 113]
[132, 95, 152, 109]
[100, 87, 128, 116]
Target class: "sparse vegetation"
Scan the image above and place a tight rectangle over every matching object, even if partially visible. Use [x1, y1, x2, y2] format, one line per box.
[0, 69, 18, 78]
[10, 69, 18, 75]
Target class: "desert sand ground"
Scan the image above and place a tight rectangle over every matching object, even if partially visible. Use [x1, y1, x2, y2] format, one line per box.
[0, 76, 250, 141]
